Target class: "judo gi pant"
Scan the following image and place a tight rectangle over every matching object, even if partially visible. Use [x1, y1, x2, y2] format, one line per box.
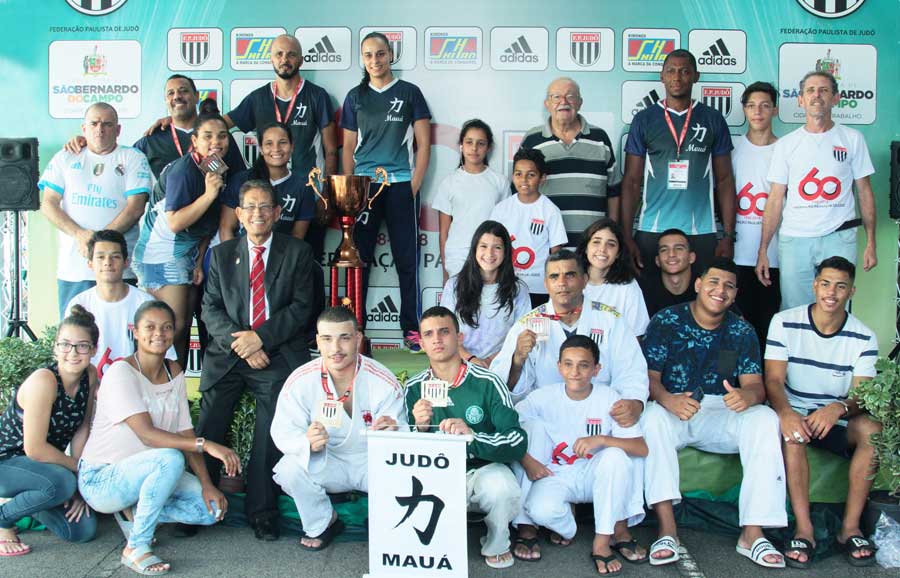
[514, 419, 645, 533]
[524, 448, 635, 539]
[641, 399, 787, 528]
[466, 463, 521, 557]
[272, 451, 365, 538]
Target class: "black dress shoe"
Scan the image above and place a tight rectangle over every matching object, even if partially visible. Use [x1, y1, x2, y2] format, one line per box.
[252, 518, 280, 541]
[173, 523, 199, 538]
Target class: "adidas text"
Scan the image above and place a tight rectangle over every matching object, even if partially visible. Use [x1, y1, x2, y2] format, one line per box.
[500, 53, 538, 63]
[305, 53, 342, 63]
[698, 54, 736, 66]
[368, 311, 400, 323]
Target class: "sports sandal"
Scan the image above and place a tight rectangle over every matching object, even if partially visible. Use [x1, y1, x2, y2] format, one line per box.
[120, 544, 170, 576]
[114, 510, 157, 546]
[591, 552, 622, 576]
[300, 518, 345, 551]
[842, 535, 877, 567]
[611, 538, 648, 564]
[784, 537, 814, 569]
[0, 537, 31, 557]
[512, 535, 542, 562]
[485, 551, 515, 569]
[736, 537, 785, 568]
[649, 535, 679, 566]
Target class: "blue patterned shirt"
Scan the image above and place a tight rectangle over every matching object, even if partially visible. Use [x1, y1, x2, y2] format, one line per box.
[642, 303, 760, 396]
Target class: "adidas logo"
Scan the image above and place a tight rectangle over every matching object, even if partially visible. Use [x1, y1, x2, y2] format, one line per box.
[501, 35, 538, 63]
[699, 38, 736, 66]
[632, 89, 661, 116]
[305, 36, 342, 63]
[368, 295, 400, 323]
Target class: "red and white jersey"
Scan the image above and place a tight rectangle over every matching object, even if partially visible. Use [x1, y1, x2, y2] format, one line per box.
[270, 355, 406, 472]
[732, 135, 778, 267]
[489, 194, 568, 294]
[767, 124, 874, 238]
[515, 382, 641, 469]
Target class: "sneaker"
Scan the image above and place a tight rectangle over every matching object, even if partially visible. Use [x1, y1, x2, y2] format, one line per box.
[404, 331, 423, 354]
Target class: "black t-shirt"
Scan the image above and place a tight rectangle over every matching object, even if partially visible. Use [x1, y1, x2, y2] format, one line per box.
[640, 275, 697, 319]
[134, 126, 245, 180]
[227, 79, 334, 177]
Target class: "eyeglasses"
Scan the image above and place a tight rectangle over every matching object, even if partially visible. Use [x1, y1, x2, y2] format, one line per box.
[56, 341, 92, 354]
[743, 102, 774, 111]
[547, 93, 580, 104]
[240, 204, 275, 213]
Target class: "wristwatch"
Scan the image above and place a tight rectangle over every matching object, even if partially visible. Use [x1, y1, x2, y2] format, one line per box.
[722, 230, 737, 241]
[195, 437, 206, 453]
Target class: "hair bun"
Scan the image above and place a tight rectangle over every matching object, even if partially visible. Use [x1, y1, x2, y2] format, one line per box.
[67, 304, 96, 325]
[198, 98, 220, 116]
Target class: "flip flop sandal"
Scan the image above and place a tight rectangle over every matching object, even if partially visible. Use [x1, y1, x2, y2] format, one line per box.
[736, 537, 785, 569]
[649, 535, 679, 566]
[512, 536, 541, 562]
[591, 552, 622, 576]
[120, 544, 170, 576]
[547, 531, 572, 547]
[485, 551, 515, 569]
[784, 537, 814, 569]
[299, 518, 345, 551]
[842, 535, 877, 567]
[0, 538, 31, 557]
[611, 538, 649, 564]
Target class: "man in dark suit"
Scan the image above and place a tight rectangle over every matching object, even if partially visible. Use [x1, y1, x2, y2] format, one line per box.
[198, 178, 316, 541]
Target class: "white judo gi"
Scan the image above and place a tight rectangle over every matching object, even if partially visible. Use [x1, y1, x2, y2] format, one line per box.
[490, 300, 648, 404]
[514, 383, 645, 538]
[270, 355, 407, 537]
[641, 397, 787, 528]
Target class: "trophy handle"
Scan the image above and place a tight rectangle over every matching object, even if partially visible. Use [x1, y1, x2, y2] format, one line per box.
[367, 167, 391, 210]
[307, 167, 328, 211]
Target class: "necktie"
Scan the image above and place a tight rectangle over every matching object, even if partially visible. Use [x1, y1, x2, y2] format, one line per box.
[250, 246, 266, 330]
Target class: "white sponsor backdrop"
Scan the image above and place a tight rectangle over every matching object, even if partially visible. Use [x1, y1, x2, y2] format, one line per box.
[366, 431, 469, 578]
[48, 40, 142, 118]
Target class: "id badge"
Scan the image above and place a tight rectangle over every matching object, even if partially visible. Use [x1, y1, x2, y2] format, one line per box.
[667, 160, 689, 190]
[422, 379, 449, 407]
[315, 399, 343, 428]
[527, 317, 549, 342]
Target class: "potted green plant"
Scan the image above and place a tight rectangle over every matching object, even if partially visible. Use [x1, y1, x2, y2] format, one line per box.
[0, 329, 57, 409]
[218, 392, 256, 494]
[854, 357, 900, 532]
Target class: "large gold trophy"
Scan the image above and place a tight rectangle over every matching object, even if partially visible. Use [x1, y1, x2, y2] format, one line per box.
[308, 167, 390, 326]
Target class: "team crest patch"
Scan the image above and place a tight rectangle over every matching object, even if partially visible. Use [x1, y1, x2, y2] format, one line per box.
[590, 328, 604, 345]
[833, 146, 847, 162]
[362, 410, 373, 426]
[591, 301, 621, 317]
[115, 163, 125, 176]
[93, 163, 104, 176]
[586, 418, 603, 436]
[465, 405, 484, 425]
[530, 219, 545, 236]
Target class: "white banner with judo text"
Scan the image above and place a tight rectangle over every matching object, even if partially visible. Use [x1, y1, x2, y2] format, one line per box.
[365, 430, 470, 578]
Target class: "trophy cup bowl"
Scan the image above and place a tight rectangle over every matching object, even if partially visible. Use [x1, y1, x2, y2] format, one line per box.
[308, 167, 390, 268]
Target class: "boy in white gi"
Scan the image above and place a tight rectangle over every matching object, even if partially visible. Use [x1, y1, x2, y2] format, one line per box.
[766, 256, 880, 568]
[407, 306, 526, 569]
[270, 307, 406, 550]
[516, 335, 647, 575]
[641, 257, 786, 568]
[491, 249, 649, 562]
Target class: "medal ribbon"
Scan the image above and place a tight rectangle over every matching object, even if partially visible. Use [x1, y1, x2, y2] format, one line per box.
[320, 356, 361, 402]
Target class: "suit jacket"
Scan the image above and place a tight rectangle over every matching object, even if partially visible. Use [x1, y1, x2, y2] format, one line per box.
[200, 232, 316, 390]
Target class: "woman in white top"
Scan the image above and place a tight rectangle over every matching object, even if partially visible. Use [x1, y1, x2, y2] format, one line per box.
[433, 119, 509, 282]
[78, 301, 240, 576]
[440, 220, 530, 367]
[576, 218, 650, 337]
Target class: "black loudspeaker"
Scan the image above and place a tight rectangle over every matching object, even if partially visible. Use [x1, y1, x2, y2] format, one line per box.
[890, 141, 900, 220]
[0, 138, 39, 211]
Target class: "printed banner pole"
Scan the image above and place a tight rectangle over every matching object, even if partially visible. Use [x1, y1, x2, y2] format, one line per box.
[364, 430, 472, 578]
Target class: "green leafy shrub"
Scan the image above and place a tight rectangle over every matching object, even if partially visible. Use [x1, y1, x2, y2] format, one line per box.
[0, 329, 57, 409]
[855, 357, 900, 497]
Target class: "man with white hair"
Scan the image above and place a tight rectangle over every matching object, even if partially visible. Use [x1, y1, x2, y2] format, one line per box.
[521, 77, 620, 247]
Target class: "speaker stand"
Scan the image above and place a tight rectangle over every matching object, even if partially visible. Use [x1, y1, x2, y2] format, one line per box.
[5, 210, 36, 340]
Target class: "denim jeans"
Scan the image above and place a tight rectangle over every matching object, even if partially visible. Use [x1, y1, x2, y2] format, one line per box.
[777, 227, 857, 310]
[78, 448, 217, 549]
[0, 455, 96, 543]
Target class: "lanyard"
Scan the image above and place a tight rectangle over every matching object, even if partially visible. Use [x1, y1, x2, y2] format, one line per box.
[271, 79, 303, 125]
[429, 362, 468, 388]
[539, 307, 582, 322]
[170, 123, 191, 157]
[320, 356, 361, 402]
[662, 99, 694, 160]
